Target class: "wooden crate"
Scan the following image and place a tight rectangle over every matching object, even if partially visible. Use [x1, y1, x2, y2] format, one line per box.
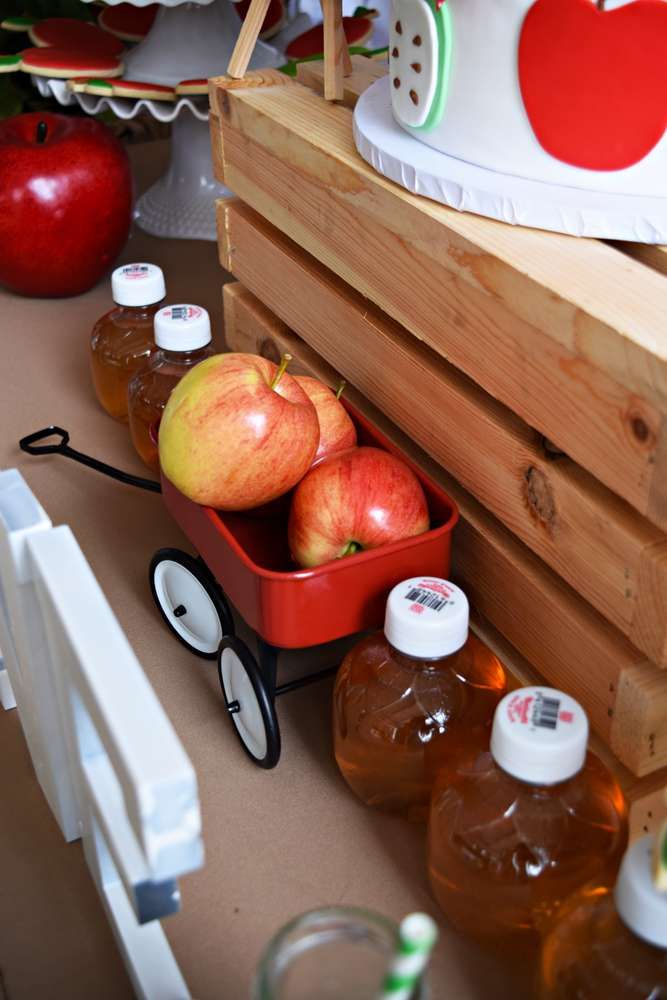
[223, 280, 667, 839]
[209, 63, 667, 778]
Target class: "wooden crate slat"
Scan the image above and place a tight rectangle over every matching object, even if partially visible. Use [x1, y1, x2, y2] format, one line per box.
[613, 243, 667, 278]
[209, 82, 667, 529]
[222, 282, 667, 776]
[219, 198, 667, 667]
[296, 54, 387, 110]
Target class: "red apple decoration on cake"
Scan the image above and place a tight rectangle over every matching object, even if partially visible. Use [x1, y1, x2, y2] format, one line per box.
[519, 0, 667, 171]
[294, 376, 357, 465]
[288, 446, 430, 568]
[159, 353, 320, 510]
[0, 112, 132, 297]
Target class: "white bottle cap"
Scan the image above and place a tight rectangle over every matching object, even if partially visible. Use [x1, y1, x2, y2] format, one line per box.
[154, 304, 212, 351]
[384, 578, 469, 659]
[615, 836, 667, 949]
[111, 263, 165, 306]
[490, 687, 588, 785]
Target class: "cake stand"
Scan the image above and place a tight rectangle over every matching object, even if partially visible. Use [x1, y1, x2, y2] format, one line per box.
[34, 0, 312, 240]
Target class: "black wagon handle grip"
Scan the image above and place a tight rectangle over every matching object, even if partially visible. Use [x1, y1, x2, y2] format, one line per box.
[19, 426, 162, 494]
[20, 426, 70, 455]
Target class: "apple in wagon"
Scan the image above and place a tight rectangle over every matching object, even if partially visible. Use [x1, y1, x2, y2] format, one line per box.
[158, 352, 320, 510]
[294, 375, 357, 465]
[288, 446, 430, 568]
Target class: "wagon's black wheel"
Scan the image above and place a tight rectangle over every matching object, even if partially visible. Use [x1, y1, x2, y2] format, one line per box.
[149, 548, 234, 659]
[218, 636, 281, 769]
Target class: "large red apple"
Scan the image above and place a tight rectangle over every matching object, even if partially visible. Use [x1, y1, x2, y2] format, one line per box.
[519, 0, 667, 171]
[158, 353, 320, 511]
[294, 376, 357, 465]
[0, 112, 132, 297]
[288, 446, 430, 568]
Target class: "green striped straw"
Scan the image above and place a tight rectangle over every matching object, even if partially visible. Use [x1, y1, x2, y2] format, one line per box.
[379, 912, 438, 1000]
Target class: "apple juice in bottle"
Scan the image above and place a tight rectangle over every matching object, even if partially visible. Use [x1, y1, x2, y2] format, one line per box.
[333, 578, 507, 822]
[90, 263, 165, 421]
[127, 304, 213, 472]
[540, 835, 667, 999]
[427, 687, 628, 961]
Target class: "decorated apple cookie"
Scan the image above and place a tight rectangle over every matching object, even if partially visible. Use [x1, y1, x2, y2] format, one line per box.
[67, 77, 115, 96]
[29, 17, 125, 58]
[0, 16, 36, 32]
[0, 54, 22, 74]
[20, 47, 124, 79]
[175, 79, 209, 96]
[113, 79, 176, 101]
[389, 0, 451, 130]
[97, 3, 158, 43]
[286, 15, 375, 60]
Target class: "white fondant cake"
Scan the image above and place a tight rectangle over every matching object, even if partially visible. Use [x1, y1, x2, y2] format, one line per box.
[354, 0, 667, 239]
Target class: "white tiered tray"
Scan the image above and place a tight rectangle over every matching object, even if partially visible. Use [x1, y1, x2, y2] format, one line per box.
[34, 0, 310, 240]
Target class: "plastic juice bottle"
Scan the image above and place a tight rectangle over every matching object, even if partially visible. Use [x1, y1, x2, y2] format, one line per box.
[127, 304, 213, 472]
[90, 263, 166, 421]
[333, 577, 507, 822]
[427, 686, 629, 960]
[540, 835, 667, 999]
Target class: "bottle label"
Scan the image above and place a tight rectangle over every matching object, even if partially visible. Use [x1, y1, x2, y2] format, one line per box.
[121, 264, 151, 280]
[403, 579, 454, 615]
[166, 305, 202, 322]
[506, 690, 575, 732]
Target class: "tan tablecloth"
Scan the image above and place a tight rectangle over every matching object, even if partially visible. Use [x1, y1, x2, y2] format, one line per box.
[0, 141, 526, 1000]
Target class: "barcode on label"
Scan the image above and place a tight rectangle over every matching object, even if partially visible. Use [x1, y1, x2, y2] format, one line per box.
[171, 306, 189, 320]
[404, 587, 447, 612]
[532, 695, 560, 730]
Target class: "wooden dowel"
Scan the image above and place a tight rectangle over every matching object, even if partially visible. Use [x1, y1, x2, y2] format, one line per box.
[322, 0, 345, 100]
[227, 0, 272, 79]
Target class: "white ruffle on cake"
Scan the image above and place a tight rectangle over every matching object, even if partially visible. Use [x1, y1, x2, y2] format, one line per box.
[353, 0, 667, 241]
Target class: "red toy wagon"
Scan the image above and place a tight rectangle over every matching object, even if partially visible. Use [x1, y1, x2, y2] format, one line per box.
[21, 403, 458, 769]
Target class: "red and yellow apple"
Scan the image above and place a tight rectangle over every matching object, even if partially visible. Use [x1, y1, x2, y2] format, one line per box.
[294, 376, 357, 465]
[288, 446, 430, 568]
[158, 353, 320, 510]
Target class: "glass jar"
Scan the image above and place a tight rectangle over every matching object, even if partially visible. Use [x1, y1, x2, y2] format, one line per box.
[253, 907, 429, 1000]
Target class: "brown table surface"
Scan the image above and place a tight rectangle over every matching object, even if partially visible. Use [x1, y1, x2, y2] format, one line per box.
[0, 141, 528, 1000]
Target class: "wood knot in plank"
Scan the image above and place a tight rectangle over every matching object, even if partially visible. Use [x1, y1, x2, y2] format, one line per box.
[523, 465, 556, 530]
[625, 405, 657, 450]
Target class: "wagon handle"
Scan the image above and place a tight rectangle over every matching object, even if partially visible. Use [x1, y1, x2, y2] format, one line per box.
[19, 426, 162, 494]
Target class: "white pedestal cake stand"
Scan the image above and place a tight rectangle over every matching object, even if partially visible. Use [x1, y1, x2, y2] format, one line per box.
[34, 0, 309, 240]
[354, 77, 667, 244]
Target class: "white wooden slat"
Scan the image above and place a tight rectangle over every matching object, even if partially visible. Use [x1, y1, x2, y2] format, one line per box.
[84, 818, 190, 1000]
[28, 525, 203, 882]
[0, 654, 16, 710]
[0, 469, 79, 839]
[0, 469, 203, 996]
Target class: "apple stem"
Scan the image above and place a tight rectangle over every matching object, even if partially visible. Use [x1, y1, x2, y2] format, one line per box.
[335, 379, 347, 400]
[270, 353, 292, 390]
[36, 120, 47, 144]
[340, 541, 361, 558]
